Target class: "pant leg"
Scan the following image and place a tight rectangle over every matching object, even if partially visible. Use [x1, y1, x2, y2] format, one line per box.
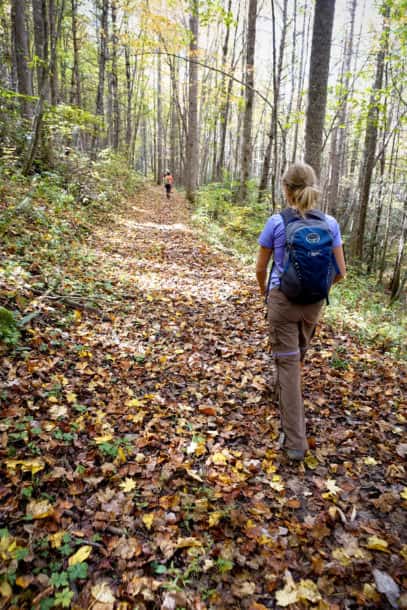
[299, 301, 324, 361]
[268, 290, 308, 452]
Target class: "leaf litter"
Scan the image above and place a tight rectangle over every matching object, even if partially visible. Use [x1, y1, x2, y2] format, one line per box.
[0, 186, 406, 609]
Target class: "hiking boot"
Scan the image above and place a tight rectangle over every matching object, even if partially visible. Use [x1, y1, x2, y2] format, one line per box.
[286, 449, 305, 461]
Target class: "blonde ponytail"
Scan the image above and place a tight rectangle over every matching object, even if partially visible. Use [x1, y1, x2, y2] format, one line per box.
[282, 163, 320, 214]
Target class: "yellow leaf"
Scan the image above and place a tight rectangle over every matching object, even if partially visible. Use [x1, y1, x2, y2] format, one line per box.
[49, 531, 65, 549]
[91, 581, 116, 603]
[212, 451, 228, 465]
[74, 310, 82, 322]
[142, 513, 155, 530]
[176, 537, 203, 549]
[325, 479, 341, 495]
[208, 512, 223, 527]
[48, 404, 68, 419]
[400, 487, 407, 501]
[275, 570, 298, 606]
[5, 458, 45, 475]
[0, 579, 12, 597]
[94, 434, 113, 444]
[366, 536, 389, 552]
[116, 446, 127, 464]
[125, 398, 142, 407]
[297, 579, 321, 603]
[26, 499, 54, 519]
[400, 545, 407, 561]
[120, 478, 137, 493]
[304, 454, 319, 470]
[364, 457, 378, 466]
[66, 392, 77, 404]
[68, 545, 92, 566]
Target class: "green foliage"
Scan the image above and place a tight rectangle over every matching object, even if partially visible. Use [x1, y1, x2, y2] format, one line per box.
[325, 270, 407, 359]
[0, 307, 20, 346]
[193, 181, 269, 260]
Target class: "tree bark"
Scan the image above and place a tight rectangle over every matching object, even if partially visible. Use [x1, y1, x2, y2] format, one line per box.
[11, 0, 33, 118]
[109, 0, 119, 150]
[70, 0, 81, 106]
[304, 0, 336, 179]
[352, 7, 389, 260]
[238, 0, 257, 202]
[156, 52, 163, 184]
[258, 0, 288, 204]
[185, 0, 199, 203]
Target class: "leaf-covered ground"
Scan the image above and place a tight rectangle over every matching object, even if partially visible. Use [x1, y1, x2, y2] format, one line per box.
[1, 186, 406, 610]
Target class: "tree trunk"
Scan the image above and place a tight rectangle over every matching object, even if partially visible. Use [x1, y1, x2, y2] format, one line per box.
[70, 0, 81, 106]
[23, 0, 65, 174]
[238, 0, 257, 202]
[352, 7, 389, 260]
[185, 0, 199, 203]
[258, 0, 288, 204]
[156, 52, 163, 184]
[109, 0, 119, 150]
[304, 0, 336, 179]
[11, 0, 33, 118]
[327, 0, 357, 216]
[389, 199, 406, 302]
[32, 0, 48, 96]
[48, 0, 58, 104]
[94, 0, 109, 151]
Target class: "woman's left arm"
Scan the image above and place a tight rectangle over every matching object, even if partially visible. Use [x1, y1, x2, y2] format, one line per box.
[256, 246, 273, 296]
[332, 245, 346, 284]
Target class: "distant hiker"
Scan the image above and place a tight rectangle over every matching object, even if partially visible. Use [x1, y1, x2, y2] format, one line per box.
[163, 171, 174, 199]
[256, 162, 346, 461]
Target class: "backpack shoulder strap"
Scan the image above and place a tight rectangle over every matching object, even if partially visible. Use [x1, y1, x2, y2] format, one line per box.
[280, 207, 300, 227]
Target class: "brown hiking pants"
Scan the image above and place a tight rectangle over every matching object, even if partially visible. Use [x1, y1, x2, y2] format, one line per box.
[267, 289, 324, 452]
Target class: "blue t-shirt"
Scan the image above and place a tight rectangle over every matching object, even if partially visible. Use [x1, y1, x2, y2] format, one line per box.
[258, 211, 342, 289]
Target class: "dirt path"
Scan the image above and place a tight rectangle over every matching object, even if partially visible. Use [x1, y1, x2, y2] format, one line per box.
[1, 186, 406, 609]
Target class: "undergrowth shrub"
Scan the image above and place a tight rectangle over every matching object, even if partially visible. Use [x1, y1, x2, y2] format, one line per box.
[193, 181, 270, 260]
[0, 307, 20, 346]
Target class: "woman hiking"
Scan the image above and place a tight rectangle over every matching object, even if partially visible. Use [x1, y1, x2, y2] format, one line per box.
[256, 162, 346, 461]
[163, 171, 174, 199]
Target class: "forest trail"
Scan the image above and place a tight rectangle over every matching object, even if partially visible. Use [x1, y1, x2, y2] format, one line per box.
[2, 186, 406, 609]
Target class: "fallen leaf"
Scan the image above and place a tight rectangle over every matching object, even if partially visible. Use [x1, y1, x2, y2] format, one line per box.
[5, 458, 45, 475]
[142, 513, 155, 530]
[91, 581, 116, 603]
[68, 545, 92, 565]
[26, 499, 54, 519]
[366, 536, 389, 552]
[119, 477, 137, 493]
[372, 569, 400, 608]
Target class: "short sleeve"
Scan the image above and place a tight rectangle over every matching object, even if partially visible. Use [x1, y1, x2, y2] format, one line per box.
[258, 215, 282, 249]
[326, 215, 342, 248]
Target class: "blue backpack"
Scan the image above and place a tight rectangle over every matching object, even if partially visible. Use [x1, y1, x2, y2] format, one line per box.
[278, 208, 338, 304]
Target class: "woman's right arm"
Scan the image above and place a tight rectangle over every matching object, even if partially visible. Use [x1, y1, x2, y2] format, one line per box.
[256, 246, 273, 296]
[332, 245, 346, 284]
